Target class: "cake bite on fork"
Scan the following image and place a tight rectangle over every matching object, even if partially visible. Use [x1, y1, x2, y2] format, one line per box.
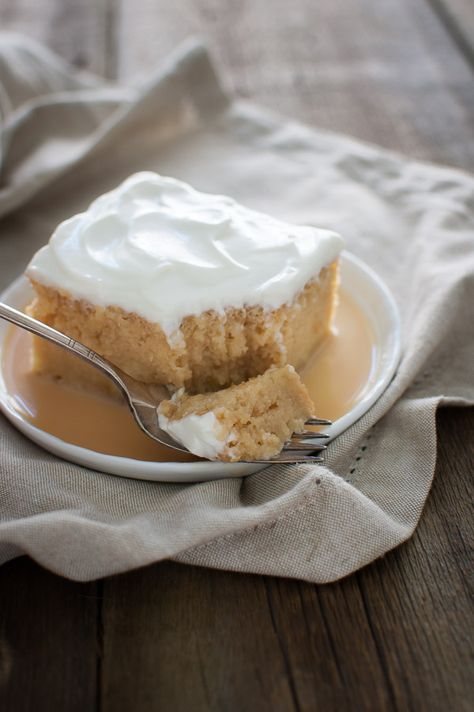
[158, 365, 329, 462]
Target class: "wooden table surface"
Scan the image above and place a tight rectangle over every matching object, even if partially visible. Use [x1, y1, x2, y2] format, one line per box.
[0, 1, 473, 710]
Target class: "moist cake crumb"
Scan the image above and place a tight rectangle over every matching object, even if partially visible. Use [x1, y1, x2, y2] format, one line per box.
[157, 365, 315, 461]
[26, 262, 338, 394]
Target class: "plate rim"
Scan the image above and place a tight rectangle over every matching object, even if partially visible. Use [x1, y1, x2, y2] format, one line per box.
[0, 251, 401, 482]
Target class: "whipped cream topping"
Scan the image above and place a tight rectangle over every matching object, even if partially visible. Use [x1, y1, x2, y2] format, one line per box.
[157, 409, 232, 460]
[27, 172, 343, 336]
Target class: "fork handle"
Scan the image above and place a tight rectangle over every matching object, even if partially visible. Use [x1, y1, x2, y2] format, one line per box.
[0, 301, 125, 390]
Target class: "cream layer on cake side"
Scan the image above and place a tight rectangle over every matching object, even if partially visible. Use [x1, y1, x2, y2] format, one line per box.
[158, 366, 315, 462]
[25, 172, 343, 394]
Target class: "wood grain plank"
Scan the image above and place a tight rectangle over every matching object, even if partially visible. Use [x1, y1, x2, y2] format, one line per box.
[261, 576, 395, 710]
[100, 564, 298, 712]
[0, 0, 111, 75]
[0, 558, 99, 712]
[115, 0, 474, 170]
[99, 409, 473, 712]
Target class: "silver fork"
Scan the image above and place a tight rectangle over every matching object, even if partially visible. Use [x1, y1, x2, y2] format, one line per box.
[0, 302, 331, 463]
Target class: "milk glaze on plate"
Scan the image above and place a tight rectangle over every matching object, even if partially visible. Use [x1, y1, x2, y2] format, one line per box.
[0, 252, 401, 483]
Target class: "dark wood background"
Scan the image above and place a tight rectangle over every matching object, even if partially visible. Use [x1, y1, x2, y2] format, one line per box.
[0, 1, 473, 710]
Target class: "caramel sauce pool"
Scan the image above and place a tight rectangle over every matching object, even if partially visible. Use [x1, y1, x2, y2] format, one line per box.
[1, 290, 374, 461]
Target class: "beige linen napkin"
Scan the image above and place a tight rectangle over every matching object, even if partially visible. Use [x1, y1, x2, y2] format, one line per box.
[0, 34, 473, 582]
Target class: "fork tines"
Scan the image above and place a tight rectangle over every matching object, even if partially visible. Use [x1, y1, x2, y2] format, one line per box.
[244, 454, 324, 464]
[243, 416, 332, 464]
[305, 417, 332, 426]
[291, 430, 329, 440]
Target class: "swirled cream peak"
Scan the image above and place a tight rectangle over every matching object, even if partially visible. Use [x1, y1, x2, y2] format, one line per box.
[27, 172, 343, 335]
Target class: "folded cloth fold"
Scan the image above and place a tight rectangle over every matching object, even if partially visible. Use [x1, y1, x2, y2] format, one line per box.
[0, 34, 473, 582]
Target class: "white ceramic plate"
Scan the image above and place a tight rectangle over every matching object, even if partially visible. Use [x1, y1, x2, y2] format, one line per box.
[0, 252, 400, 482]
